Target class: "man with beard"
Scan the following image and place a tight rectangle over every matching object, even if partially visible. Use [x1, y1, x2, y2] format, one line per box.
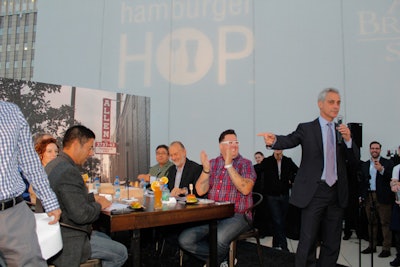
[360, 141, 394, 257]
[167, 141, 202, 197]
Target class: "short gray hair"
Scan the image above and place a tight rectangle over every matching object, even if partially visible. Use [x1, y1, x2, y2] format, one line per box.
[318, 88, 340, 102]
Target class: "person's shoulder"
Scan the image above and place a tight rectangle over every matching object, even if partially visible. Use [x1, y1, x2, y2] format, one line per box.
[381, 157, 392, 163]
[282, 155, 292, 160]
[292, 119, 318, 132]
[301, 118, 319, 126]
[236, 154, 253, 165]
[0, 101, 20, 114]
[45, 154, 73, 174]
[0, 100, 16, 108]
[360, 159, 370, 169]
[149, 164, 159, 171]
[260, 155, 274, 163]
[186, 158, 201, 167]
[165, 161, 174, 168]
[382, 157, 394, 166]
[361, 159, 369, 164]
[394, 164, 400, 172]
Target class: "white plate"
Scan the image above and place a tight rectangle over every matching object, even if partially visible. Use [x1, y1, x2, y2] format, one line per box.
[197, 199, 215, 204]
[121, 198, 138, 204]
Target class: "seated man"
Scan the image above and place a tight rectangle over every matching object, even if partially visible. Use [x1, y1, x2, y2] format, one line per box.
[137, 144, 174, 182]
[155, 141, 203, 253]
[45, 125, 127, 267]
[167, 141, 202, 197]
[179, 129, 256, 266]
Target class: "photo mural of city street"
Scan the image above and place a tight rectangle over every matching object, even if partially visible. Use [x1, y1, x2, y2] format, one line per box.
[0, 78, 150, 183]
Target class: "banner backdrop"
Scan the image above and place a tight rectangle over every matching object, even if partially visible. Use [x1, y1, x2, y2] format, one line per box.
[34, 0, 400, 163]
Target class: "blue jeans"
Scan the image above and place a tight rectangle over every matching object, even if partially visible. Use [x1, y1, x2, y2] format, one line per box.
[178, 213, 249, 264]
[267, 194, 289, 250]
[90, 231, 128, 267]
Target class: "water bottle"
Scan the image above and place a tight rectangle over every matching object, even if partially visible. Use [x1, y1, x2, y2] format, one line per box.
[162, 184, 170, 201]
[114, 176, 120, 200]
[139, 179, 147, 193]
[94, 177, 100, 194]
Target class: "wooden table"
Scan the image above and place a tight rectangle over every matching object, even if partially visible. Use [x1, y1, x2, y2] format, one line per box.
[96, 197, 235, 267]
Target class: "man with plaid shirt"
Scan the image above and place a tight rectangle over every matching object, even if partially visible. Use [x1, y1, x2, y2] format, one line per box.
[179, 129, 256, 266]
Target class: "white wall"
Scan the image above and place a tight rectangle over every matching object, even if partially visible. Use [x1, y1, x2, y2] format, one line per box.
[34, 0, 400, 165]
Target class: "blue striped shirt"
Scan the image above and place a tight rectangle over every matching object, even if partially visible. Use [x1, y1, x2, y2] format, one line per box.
[0, 101, 59, 211]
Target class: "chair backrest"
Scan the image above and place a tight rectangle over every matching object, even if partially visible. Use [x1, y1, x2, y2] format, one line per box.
[243, 192, 263, 228]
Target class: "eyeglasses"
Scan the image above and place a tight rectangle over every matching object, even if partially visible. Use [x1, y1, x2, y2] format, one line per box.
[220, 141, 240, 145]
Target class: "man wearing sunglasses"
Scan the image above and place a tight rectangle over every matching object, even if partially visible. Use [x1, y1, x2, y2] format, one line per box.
[179, 129, 256, 267]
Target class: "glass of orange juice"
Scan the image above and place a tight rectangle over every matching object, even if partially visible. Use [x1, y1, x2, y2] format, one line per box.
[152, 180, 163, 209]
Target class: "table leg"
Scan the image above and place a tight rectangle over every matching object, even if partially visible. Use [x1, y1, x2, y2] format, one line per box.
[130, 229, 140, 267]
[209, 220, 218, 267]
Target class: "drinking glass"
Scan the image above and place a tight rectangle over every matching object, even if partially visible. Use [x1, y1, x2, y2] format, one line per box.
[153, 182, 163, 209]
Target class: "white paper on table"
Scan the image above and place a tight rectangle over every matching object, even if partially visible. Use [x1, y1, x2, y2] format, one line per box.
[103, 202, 129, 212]
[99, 193, 112, 201]
[162, 197, 177, 204]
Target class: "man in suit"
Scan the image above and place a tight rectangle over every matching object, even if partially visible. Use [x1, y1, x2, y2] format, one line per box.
[258, 88, 360, 267]
[46, 125, 127, 267]
[167, 141, 202, 197]
[359, 141, 394, 257]
[156, 141, 202, 258]
[261, 150, 298, 251]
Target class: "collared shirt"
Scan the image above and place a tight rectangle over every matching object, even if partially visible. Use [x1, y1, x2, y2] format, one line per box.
[174, 165, 184, 188]
[0, 101, 59, 211]
[277, 159, 282, 179]
[369, 157, 381, 191]
[207, 154, 256, 213]
[149, 161, 173, 178]
[393, 164, 400, 180]
[319, 117, 338, 182]
[319, 117, 353, 183]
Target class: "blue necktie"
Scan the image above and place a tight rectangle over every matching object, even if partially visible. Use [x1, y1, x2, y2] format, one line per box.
[326, 123, 336, 186]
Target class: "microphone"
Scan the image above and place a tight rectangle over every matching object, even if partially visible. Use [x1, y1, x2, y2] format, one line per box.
[336, 115, 343, 144]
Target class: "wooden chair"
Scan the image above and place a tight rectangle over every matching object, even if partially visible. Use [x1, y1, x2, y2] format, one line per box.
[79, 259, 102, 267]
[228, 192, 263, 267]
[48, 258, 102, 267]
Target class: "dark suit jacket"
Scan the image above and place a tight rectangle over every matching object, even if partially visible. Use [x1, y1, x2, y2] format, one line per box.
[45, 152, 101, 266]
[167, 158, 202, 196]
[273, 118, 360, 208]
[260, 155, 298, 196]
[359, 157, 394, 204]
[253, 163, 264, 194]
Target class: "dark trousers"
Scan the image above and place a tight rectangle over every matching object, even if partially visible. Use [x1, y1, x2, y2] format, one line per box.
[395, 231, 400, 258]
[267, 194, 289, 250]
[295, 182, 343, 267]
[343, 192, 360, 236]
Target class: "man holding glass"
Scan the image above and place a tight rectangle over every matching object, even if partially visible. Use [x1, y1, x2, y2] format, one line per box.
[178, 129, 256, 266]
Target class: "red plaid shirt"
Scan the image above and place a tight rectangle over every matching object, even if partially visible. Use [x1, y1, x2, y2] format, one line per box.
[207, 154, 256, 213]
